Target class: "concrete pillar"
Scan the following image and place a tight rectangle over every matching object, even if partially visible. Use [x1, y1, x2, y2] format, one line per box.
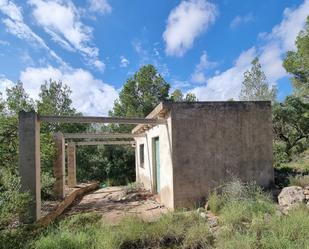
[67, 142, 77, 187]
[19, 111, 41, 222]
[53, 132, 65, 199]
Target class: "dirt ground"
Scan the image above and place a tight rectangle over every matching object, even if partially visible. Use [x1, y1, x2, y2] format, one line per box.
[63, 186, 169, 224]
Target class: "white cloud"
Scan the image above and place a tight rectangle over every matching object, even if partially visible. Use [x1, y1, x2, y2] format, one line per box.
[19, 66, 118, 115]
[258, 0, 309, 82]
[88, 0, 112, 15]
[0, 74, 14, 98]
[163, 0, 218, 57]
[189, 0, 309, 100]
[268, 1, 309, 51]
[191, 48, 256, 100]
[0, 0, 23, 22]
[230, 13, 254, 29]
[259, 43, 286, 82]
[93, 60, 106, 71]
[0, 0, 67, 67]
[120, 56, 129, 68]
[191, 51, 217, 83]
[28, 0, 104, 71]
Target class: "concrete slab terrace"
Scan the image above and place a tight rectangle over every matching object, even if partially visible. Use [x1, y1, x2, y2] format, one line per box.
[63, 186, 168, 224]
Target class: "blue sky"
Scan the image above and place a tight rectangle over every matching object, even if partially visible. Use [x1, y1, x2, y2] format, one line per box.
[0, 0, 308, 115]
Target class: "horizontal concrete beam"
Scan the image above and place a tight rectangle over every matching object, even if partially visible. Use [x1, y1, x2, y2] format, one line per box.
[63, 133, 145, 139]
[39, 115, 166, 125]
[75, 141, 135, 146]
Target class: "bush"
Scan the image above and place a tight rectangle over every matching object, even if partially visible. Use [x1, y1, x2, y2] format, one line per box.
[259, 206, 309, 248]
[273, 141, 289, 168]
[182, 222, 213, 249]
[221, 182, 274, 230]
[124, 182, 142, 194]
[34, 211, 215, 249]
[220, 198, 274, 231]
[0, 169, 30, 229]
[288, 174, 309, 187]
[216, 206, 309, 249]
[41, 172, 55, 199]
[207, 180, 275, 231]
[0, 224, 40, 249]
[208, 191, 224, 215]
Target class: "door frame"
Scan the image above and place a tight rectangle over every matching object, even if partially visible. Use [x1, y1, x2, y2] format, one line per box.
[152, 136, 160, 194]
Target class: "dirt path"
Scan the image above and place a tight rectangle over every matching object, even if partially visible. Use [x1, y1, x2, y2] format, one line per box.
[64, 186, 168, 224]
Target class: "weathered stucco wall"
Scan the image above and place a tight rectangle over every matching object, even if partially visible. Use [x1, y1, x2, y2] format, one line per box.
[171, 102, 274, 208]
[135, 115, 174, 209]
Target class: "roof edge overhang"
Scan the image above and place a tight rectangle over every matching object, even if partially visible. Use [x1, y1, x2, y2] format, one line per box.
[132, 101, 171, 134]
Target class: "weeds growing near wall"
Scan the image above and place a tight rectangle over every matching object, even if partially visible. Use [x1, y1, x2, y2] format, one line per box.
[34, 212, 214, 249]
[288, 174, 309, 187]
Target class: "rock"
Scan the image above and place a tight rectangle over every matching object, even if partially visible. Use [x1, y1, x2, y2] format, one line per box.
[278, 186, 305, 213]
[208, 217, 218, 228]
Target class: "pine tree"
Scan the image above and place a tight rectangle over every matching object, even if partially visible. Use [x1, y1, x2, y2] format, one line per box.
[239, 57, 277, 101]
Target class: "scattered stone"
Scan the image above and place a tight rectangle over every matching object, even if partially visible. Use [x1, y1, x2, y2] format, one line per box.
[208, 217, 218, 228]
[304, 189, 309, 198]
[278, 186, 305, 214]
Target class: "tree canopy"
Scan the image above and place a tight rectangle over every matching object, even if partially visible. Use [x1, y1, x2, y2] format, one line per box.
[239, 57, 277, 102]
[273, 96, 309, 159]
[283, 17, 309, 102]
[111, 64, 170, 118]
[170, 89, 197, 102]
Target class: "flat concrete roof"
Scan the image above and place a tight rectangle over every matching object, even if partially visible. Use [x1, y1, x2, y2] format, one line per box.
[131, 101, 271, 134]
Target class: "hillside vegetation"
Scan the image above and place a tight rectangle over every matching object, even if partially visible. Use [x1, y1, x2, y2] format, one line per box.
[2, 181, 309, 249]
[1, 11, 309, 249]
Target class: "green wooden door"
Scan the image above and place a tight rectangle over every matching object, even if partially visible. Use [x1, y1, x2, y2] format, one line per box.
[154, 137, 160, 193]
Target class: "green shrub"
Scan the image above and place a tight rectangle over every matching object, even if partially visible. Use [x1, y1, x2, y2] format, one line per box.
[288, 174, 309, 187]
[216, 229, 257, 249]
[41, 172, 55, 199]
[34, 211, 215, 249]
[216, 204, 309, 249]
[124, 182, 142, 194]
[220, 198, 274, 231]
[260, 206, 309, 249]
[0, 169, 30, 229]
[220, 182, 275, 230]
[0, 224, 41, 249]
[273, 141, 289, 168]
[182, 222, 213, 249]
[59, 212, 102, 231]
[208, 191, 224, 215]
[35, 230, 93, 249]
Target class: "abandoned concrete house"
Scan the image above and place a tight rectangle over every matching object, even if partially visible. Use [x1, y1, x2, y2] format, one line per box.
[133, 101, 274, 209]
[18, 100, 273, 222]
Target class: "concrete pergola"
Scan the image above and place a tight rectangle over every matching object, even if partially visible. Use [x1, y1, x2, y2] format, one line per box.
[19, 111, 165, 222]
